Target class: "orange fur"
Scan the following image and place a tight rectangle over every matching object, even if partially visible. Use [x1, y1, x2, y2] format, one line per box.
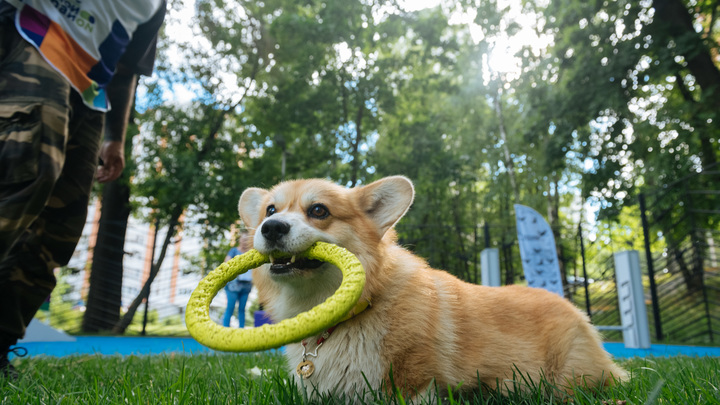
[238, 176, 627, 401]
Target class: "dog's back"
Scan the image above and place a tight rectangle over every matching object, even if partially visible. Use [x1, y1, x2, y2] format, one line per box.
[379, 244, 627, 395]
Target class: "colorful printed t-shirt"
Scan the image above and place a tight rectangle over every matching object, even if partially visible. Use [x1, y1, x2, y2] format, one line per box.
[12, 0, 165, 111]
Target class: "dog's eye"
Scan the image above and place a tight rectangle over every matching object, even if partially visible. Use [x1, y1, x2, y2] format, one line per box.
[308, 203, 330, 219]
[266, 205, 277, 217]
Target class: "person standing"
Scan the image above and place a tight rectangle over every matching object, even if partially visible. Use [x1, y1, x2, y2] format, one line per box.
[222, 232, 253, 328]
[0, 0, 166, 378]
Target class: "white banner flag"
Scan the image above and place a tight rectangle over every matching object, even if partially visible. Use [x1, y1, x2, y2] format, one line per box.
[514, 204, 564, 296]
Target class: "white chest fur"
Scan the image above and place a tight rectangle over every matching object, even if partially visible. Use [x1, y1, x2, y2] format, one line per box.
[285, 318, 387, 400]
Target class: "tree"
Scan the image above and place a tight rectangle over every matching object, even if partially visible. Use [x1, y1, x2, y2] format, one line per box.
[243, 0, 412, 186]
[651, 0, 720, 169]
[536, 0, 720, 290]
[540, 0, 719, 199]
[111, 0, 272, 333]
[371, 8, 500, 281]
[81, 127, 135, 332]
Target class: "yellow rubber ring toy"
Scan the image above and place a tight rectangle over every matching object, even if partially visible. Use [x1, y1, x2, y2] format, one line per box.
[185, 241, 366, 352]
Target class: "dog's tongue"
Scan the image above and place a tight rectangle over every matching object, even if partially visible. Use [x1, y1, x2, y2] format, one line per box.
[270, 255, 324, 274]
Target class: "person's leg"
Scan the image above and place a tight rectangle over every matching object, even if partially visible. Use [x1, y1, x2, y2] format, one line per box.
[0, 20, 73, 352]
[1, 91, 101, 337]
[222, 286, 238, 327]
[236, 284, 251, 328]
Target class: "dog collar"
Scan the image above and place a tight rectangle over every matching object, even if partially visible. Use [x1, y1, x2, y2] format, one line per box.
[296, 297, 372, 379]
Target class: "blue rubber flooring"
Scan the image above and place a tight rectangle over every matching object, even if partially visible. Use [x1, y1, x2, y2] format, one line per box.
[603, 342, 720, 358]
[15, 337, 214, 358]
[11, 337, 720, 359]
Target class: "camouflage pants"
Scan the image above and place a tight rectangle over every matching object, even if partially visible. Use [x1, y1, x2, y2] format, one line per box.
[0, 19, 104, 340]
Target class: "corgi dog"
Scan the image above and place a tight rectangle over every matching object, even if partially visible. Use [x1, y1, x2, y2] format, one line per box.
[238, 176, 626, 401]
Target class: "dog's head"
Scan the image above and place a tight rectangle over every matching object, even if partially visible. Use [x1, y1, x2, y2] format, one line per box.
[238, 176, 414, 316]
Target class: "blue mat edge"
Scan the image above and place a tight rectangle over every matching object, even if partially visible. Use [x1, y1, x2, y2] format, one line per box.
[10, 337, 720, 359]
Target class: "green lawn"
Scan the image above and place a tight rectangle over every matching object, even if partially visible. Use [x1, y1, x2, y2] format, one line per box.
[2, 352, 718, 404]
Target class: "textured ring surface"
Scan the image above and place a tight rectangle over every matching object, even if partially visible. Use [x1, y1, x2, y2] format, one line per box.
[185, 242, 366, 352]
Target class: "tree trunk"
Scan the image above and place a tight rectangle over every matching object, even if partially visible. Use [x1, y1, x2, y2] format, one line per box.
[349, 103, 364, 187]
[81, 180, 132, 332]
[81, 99, 137, 333]
[669, 242, 704, 293]
[547, 178, 569, 297]
[493, 87, 521, 205]
[451, 192, 470, 282]
[112, 208, 182, 334]
[500, 187, 515, 285]
[652, 0, 720, 168]
[503, 242, 515, 285]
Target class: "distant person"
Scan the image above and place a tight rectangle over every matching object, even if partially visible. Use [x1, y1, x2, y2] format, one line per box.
[0, 0, 166, 379]
[222, 232, 253, 328]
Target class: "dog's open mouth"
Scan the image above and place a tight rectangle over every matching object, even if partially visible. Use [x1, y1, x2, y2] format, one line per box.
[269, 253, 324, 274]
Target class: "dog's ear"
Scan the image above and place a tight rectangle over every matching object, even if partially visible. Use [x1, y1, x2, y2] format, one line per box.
[356, 176, 414, 236]
[238, 187, 269, 228]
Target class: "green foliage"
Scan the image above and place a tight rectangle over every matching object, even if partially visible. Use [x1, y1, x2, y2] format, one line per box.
[539, 0, 719, 210]
[134, 103, 255, 227]
[124, 0, 720, 289]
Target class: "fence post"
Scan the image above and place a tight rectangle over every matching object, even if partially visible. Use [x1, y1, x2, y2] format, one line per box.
[638, 193, 664, 341]
[578, 223, 592, 319]
[614, 250, 651, 348]
[481, 248, 501, 287]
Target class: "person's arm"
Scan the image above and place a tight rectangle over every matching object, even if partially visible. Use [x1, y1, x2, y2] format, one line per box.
[96, 66, 138, 183]
[223, 247, 237, 263]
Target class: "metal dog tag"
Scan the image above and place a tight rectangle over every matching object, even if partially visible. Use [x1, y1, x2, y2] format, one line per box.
[296, 360, 315, 379]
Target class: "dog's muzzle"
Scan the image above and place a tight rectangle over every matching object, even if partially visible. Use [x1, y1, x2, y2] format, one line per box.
[261, 219, 324, 274]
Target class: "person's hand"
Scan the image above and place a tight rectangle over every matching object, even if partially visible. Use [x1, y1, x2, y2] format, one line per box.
[96, 140, 125, 183]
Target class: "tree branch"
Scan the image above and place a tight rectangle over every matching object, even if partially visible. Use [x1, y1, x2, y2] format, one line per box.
[112, 207, 183, 334]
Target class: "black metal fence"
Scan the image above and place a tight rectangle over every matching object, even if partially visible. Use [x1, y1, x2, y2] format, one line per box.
[570, 227, 623, 342]
[565, 164, 720, 345]
[635, 164, 720, 345]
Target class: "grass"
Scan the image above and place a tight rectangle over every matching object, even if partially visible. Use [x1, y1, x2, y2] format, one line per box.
[2, 352, 719, 404]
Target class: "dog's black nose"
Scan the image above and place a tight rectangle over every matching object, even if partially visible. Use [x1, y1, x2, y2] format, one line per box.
[261, 219, 290, 242]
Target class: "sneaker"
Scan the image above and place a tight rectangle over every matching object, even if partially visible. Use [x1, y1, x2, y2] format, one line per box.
[1, 346, 27, 380]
